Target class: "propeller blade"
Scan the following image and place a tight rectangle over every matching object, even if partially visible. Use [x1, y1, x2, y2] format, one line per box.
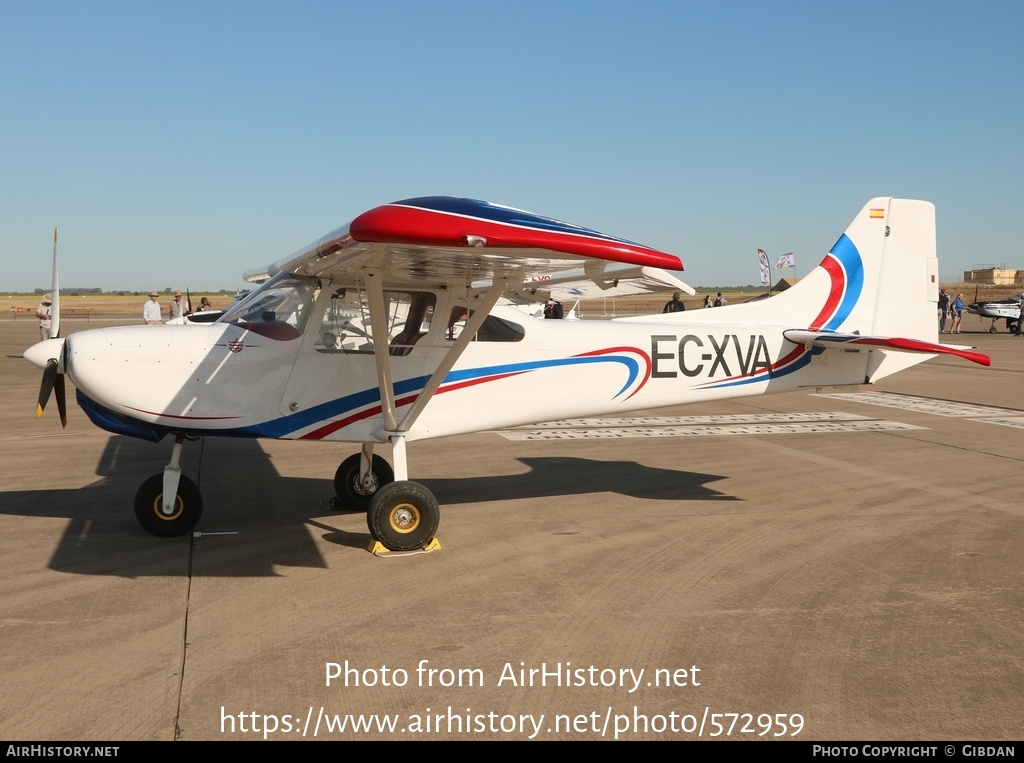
[37, 358, 58, 418]
[51, 227, 61, 339]
[55, 372, 67, 428]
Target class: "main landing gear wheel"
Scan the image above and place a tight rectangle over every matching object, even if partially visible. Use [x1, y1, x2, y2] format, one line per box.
[366, 481, 440, 551]
[334, 453, 395, 511]
[134, 473, 203, 537]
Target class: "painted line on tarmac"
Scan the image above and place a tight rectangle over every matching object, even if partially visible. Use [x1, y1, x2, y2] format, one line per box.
[973, 417, 1024, 430]
[498, 415, 923, 441]
[520, 411, 870, 429]
[815, 392, 1018, 418]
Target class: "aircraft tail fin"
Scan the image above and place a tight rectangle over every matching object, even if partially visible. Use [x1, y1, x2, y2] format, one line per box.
[789, 198, 938, 336]
[773, 198, 954, 381]
[864, 198, 939, 342]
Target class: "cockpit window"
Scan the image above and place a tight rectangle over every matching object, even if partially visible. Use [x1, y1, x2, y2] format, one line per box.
[316, 288, 436, 355]
[218, 273, 317, 339]
[446, 308, 525, 342]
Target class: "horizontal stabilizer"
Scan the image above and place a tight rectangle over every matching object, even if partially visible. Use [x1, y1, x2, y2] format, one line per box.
[783, 330, 991, 367]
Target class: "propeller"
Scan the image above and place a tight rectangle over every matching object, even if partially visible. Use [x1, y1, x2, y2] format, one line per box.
[50, 228, 61, 340]
[36, 355, 67, 427]
[30, 227, 68, 427]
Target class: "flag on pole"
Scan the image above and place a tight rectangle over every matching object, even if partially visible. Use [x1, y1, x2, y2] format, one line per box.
[775, 252, 795, 269]
[758, 249, 770, 286]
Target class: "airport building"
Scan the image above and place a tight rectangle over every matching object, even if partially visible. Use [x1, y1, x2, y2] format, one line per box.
[962, 266, 1024, 286]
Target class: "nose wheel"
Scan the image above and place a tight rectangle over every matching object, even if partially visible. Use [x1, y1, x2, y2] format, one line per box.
[134, 473, 203, 537]
[366, 481, 440, 551]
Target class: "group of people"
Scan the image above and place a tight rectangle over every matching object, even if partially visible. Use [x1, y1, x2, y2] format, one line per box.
[662, 292, 727, 313]
[34, 290, 214, 337]
[937, 289, 965, 334]
[144, 291, 213, 324]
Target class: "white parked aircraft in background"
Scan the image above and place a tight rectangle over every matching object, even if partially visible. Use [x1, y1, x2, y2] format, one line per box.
[25, 196, 988, 551]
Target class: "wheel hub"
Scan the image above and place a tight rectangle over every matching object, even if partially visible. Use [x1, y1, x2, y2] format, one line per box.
[353, 472, 379, 496]
[155, 495, 184, 520]
[389, 503, 420, 533]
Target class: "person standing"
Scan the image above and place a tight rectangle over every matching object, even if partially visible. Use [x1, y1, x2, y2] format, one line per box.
[543, 299, 564, 319]
[938, 289, 950, 333]
[950, 293, 964, 334]
[662, 292, 686, 313]
[713, 292, 727, 307]
[169, 291, 185, 320]
[35, 293, 52, 341]
[144, 292, 162, 324]
[703, 294, 713, 308]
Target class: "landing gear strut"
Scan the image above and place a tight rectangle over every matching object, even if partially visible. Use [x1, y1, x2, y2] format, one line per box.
[134, 434, 203, 536]
[349, 436, 440, 551]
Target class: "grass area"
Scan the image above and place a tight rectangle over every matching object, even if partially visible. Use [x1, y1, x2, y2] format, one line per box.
[2, 293, 232, 319]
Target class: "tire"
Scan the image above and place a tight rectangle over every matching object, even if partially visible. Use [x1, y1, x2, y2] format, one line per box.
[334, 453, 394, 511]
[989, 325, 997, 334]
[134, 472, 203, 537]
[366, 481, 440, 551]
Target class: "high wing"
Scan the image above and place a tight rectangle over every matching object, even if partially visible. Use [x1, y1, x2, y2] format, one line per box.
[238, 196, 687, 483]
[244, 196, 683, 289]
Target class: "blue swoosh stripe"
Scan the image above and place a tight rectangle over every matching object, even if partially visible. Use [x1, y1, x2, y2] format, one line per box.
[824, 234, 864, 331]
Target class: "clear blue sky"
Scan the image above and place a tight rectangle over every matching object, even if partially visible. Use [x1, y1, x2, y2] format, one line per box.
[2, 1, 1021, 292]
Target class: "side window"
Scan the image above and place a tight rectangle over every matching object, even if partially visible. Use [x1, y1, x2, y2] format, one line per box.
[316, 288, 436, 355]
[446, 308, 524, 343]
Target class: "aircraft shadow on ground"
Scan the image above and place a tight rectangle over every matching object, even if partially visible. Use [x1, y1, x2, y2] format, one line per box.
[421, 456, 736, 505]
[1, 437, 736, 578]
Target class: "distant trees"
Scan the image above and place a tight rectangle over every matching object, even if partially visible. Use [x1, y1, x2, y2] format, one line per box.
[33, 287, 103, 295]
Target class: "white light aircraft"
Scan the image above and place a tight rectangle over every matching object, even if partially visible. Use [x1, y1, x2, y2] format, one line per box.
[24, 196, 989, 551]
[968, 292, 1023, 334]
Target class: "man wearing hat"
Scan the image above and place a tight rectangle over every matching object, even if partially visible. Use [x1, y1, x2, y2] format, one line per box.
[169, 290, 186, 321]
[35, 293, 53, 341]
[144, 292, 162, 324]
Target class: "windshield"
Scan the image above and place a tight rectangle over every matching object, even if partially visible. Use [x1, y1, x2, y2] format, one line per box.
[218, 273, 317, 337]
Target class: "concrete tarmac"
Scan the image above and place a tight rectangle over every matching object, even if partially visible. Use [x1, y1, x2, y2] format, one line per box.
[1, 317, 1021, 741]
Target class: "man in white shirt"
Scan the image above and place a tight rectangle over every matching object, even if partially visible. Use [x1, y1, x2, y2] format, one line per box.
[36, 293, 52, 341]
[144, 292, 162, 324]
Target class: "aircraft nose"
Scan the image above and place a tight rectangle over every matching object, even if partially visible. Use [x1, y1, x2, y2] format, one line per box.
[23, 337, 66, 370]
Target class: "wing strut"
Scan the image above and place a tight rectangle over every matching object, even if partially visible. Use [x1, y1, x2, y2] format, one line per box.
[364, 269, 399, 431]
[396, 279, 508, 434]
[364, 269, 510, 440]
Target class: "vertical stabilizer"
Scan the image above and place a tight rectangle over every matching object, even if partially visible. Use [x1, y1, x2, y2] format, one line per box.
[772, 198, 939, 382]
[804, 197, 937, 339]
[869, 199, 938, 340]
[864, 199, 939, 380]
